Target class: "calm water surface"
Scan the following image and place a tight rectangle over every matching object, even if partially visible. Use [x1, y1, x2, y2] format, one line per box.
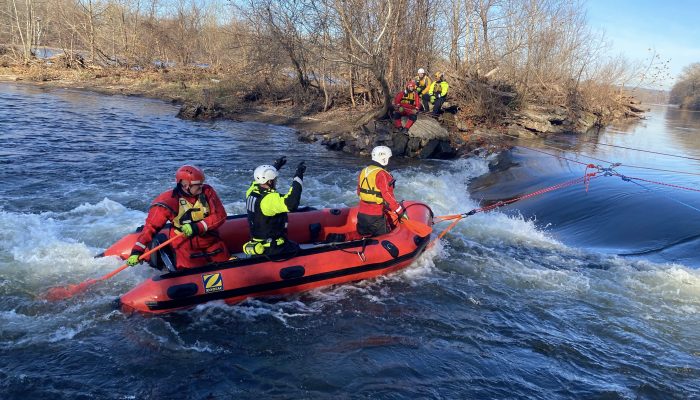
[1, 84, 699, 399]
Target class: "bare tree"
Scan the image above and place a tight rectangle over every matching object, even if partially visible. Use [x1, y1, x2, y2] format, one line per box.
[331, 0, 393, 126]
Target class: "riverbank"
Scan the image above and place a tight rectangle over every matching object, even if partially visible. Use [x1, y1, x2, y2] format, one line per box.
[0, 65, 377, 145]
[0, 64, 646, 160]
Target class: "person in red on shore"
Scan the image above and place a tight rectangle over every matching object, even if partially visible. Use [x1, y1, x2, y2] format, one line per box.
[126, 165, 231, 270]
[391, 80, 421, 134]
[356, 146, 406, 237]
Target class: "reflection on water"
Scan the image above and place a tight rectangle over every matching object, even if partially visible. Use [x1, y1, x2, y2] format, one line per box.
[471, 105, 700, 266]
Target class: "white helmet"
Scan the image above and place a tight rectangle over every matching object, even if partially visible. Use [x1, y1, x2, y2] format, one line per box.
[371, 146, 392, 166]
[417, 68, 425, 74]
[253, 165, 278, 184]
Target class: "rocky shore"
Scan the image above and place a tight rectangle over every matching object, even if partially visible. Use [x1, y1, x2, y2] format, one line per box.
[177, 96, 648, 160]
[2, 65, 648, 161]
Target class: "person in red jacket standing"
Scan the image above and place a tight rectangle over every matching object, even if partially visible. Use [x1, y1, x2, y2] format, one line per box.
[392, 80, 421, 134]
[356, 146, 406, 237]
[126, 165, 231, 270]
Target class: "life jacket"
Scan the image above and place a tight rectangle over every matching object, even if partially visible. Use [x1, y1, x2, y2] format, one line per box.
[246, 185, 287, 240]
[358, 165, 387, 205]
[414, 76, 431, 93]
[167, 194, 209, 229]
[431, 82, 443, 96]
[399, 91, 417, 106]
[429, 81, 449, 102]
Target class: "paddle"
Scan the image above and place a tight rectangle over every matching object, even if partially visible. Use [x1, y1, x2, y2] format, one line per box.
[43, 233, 182, 301]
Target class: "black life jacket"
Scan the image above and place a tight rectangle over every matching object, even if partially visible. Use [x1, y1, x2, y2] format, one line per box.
[246, 185, 287, 240]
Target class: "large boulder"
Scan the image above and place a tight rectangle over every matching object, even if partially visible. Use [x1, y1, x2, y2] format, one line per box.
[390, 131, 409, 156]
[407, 117, 450, 140]
[417, 139, 459, 159]
[304, 113, 458, 159]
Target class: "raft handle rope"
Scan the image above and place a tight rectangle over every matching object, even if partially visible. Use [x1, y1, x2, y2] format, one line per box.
[329, 237, 368, 262]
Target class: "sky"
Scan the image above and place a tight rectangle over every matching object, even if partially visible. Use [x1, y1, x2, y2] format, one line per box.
[585, 0, 700, 90]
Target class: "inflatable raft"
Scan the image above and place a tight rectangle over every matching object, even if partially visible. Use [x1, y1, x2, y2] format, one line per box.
[103, 201, 433, 314]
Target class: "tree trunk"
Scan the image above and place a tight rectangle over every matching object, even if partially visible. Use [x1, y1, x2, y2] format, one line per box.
[355, 62, 391, 128]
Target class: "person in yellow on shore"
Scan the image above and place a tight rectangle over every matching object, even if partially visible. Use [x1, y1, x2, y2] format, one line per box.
[243, 157, 306, 257]
[126, 165, 231, 270]
[414, 68, 432, 110]
[356, 146, 406, 237]
[422, 72, 449, 115]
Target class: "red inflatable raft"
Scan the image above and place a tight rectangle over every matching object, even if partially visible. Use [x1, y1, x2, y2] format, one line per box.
[103, 201, 433, 314]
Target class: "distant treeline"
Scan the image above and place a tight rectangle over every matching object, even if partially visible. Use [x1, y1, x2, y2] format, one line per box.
[670, 63, 700, 110]
[624, 87, 669, 105]
[1, 0, 664, 123]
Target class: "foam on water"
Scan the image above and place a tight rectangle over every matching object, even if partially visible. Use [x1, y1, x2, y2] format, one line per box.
[1, 151, 697, 327]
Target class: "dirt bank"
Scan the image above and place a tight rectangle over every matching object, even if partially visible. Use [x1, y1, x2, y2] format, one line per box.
[1, 64, 644, 161]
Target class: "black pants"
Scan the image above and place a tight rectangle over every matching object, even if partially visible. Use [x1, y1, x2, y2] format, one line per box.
[421, 94, 447, 114]
[356, 213, 390, 237]
[432, 96, 446, 114]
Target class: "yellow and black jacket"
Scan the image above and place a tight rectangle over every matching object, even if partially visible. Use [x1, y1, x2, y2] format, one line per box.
[245, 179, 303, 241]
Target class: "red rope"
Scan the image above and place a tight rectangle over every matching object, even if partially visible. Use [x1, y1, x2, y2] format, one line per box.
[430, 151, 700, 244]
[472, 173, 599, 214]
[433, 171, 599, 223]
[430, 171, 598, 247]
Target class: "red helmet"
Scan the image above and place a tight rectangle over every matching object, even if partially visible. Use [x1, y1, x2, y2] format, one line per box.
[176, 165, 205, 184]
[406, 80, 416, 90]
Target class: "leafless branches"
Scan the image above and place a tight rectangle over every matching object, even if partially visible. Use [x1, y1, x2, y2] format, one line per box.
[0, 0, 652, 119]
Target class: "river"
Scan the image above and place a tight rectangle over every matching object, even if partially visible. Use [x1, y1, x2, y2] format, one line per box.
[1, 83, 698, 399]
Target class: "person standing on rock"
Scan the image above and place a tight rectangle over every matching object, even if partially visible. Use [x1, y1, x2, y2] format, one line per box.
[356, 146, 406, 237]
[414, 68, 432, 108]
[392, 80, 421, 134]
[242, 157, 306, 257]
[423, 72, 449, 116]
[126, 165, 231, 270]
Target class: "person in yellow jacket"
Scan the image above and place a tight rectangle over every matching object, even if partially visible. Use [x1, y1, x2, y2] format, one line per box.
[414, 68, 433, 111]
[422, 71, 449, 115]
[356, 146, 405, 237]
[243, 157, 306, 257]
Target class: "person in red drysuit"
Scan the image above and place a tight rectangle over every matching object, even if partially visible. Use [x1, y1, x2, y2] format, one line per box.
[392, 80, 422, 134]
[126, 165, 230, 270]
[356, 146, 406, 237]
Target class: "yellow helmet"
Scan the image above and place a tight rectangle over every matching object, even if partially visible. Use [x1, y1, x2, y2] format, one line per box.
[434, 71, 444, 80]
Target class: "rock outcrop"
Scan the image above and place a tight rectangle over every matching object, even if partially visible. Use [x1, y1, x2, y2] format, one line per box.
[509, 105, 599, 137]
[506, 97, 648, 137]
[299, 115, 461, 159]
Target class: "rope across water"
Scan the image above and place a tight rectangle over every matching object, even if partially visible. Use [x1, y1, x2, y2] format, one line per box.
[430, 146, 700, 244]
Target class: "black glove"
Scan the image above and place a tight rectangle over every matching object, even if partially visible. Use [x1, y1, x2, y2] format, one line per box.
[294, 161, 306, 179]
[273, 156, 287, 171]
